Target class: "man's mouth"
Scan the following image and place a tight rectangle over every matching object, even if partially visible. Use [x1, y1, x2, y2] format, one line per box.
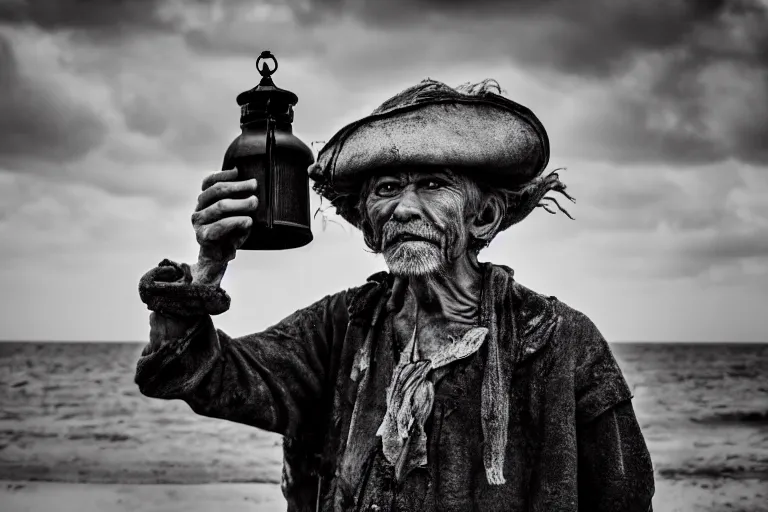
[387, 233, 438, 248]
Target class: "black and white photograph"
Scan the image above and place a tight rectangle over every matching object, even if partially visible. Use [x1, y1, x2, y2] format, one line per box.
[0, 1, 766, 511]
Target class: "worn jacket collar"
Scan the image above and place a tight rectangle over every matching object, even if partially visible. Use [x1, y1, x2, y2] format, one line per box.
[342, 263, 560, 486]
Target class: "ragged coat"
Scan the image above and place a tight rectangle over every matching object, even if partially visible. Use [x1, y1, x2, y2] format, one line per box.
[135, 262, 655, 511]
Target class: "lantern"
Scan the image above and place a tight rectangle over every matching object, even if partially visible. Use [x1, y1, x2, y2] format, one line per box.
[222, 51, 315, 250]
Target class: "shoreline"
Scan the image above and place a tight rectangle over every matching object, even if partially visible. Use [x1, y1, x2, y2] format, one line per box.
[2, 477, 767, 512]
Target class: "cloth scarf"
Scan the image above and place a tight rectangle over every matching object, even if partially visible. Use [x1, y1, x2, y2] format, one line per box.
[376, 323, 489, 482]
[349, 263, 520, 486]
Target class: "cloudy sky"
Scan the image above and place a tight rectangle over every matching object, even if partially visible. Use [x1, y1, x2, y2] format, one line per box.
[0, 0, 766, 342]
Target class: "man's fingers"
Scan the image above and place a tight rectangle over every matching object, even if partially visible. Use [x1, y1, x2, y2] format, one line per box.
[193, 170, 257, 258]
[202, 168, 240, 191]
[196, 179, 257, 212]
[192, 197, 259, 227]
[197, 216, 253, 244]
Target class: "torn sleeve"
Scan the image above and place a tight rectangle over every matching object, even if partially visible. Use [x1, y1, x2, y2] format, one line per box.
[134, 259, 350, 437]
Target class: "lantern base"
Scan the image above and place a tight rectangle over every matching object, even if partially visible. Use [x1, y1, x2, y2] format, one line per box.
[239, 222, 313, 251]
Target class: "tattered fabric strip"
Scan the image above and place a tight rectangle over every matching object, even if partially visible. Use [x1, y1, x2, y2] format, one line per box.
[479, 265, 516, 485]
[376, 324, 489, 482]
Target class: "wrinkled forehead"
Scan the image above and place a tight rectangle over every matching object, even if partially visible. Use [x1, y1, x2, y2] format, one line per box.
[367, 166, 460, 184]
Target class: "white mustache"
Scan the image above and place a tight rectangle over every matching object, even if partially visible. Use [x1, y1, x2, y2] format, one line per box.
[381, 220, 442, 249]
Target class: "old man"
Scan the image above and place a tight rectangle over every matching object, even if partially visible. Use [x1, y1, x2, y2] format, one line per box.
[136, 79, 655, 511]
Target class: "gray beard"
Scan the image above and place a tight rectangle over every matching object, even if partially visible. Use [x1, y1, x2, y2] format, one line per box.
[383, 241, 444, 276]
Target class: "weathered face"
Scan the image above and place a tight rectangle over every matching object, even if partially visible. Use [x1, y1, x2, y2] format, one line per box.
[363, 168, 475, 276]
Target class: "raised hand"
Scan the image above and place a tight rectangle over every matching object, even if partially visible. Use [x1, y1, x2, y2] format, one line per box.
[190, 168, 258, 286]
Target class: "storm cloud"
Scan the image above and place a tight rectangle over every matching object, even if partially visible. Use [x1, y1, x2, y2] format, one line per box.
[0, 32, 106, 169]
[302, 0, 768, 165]
[0, 0, 176, 35]
[183, 0, 768, 165]
[2, 0, 766, 167]
[293, 0, 767, 73]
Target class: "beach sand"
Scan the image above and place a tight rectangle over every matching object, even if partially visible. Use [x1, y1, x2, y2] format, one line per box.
[0, 480, 284, 512]
[2, 478, 767, 512]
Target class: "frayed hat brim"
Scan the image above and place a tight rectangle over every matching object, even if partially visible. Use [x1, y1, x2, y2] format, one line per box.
[308, 79, 551, 228]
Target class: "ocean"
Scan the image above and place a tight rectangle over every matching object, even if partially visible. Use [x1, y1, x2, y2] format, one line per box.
[1, 342, 766, 507]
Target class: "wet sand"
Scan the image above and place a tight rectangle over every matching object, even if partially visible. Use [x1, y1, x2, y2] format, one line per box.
[3, 478, 767, 512]
[0, 480, 284, 512]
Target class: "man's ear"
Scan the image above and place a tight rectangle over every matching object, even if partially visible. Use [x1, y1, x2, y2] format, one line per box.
[469, 196, 503, 244]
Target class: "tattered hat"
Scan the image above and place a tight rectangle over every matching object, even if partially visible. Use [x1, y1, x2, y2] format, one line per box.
[309, 78, 572, 229]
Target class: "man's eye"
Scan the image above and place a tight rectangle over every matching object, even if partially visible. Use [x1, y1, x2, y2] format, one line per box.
[375, 183, 400, 196]
[425, 180, 442, 190]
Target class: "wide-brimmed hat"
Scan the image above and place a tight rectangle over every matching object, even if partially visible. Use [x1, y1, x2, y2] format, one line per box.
[309, 78, 571, 230]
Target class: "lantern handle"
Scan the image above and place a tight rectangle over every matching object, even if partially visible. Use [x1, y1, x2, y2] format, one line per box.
[256, 51, 278, 79]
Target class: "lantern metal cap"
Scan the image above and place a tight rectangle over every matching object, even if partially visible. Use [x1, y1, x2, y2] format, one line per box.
[236, 51, 298, 125]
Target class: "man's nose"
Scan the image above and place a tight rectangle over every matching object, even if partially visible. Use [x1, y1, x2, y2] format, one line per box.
[391, 189, 423, 223]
